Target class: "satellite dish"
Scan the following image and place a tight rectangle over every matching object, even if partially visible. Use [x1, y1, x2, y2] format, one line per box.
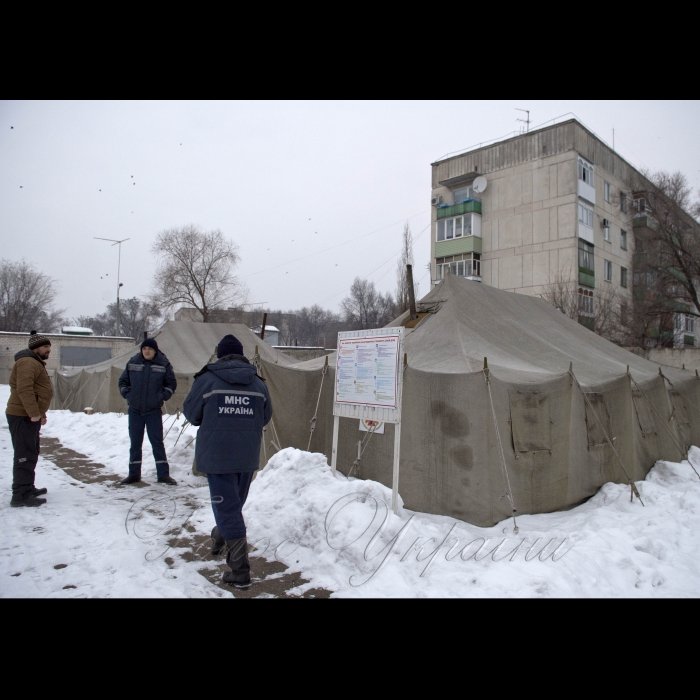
[473, 176, 488, 194]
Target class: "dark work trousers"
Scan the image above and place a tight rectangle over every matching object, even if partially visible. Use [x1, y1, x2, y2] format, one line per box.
[7, 414, 41, 499]
[128, 409, 170, 478]
[207, 472, 255, 540]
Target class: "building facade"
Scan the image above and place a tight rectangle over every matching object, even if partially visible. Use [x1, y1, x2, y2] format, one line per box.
[429, 119, 694, 344]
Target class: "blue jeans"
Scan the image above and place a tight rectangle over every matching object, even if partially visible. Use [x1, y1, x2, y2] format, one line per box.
[207, 472, 255, 540]
[128, 409, 169, 478]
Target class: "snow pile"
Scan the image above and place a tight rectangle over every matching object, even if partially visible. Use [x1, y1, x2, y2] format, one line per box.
[2, 381, 700, 597]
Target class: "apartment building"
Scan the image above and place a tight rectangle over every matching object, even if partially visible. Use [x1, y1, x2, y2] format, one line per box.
[429, 119, 694, 342]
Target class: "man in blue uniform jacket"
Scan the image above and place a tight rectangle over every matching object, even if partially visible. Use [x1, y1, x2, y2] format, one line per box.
[118, 337, 178, 485]
[183, 334, 272, 588]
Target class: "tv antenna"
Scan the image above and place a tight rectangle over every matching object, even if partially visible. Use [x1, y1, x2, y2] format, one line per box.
[516, 108, 531, 133]
[94, 237, 129, 336]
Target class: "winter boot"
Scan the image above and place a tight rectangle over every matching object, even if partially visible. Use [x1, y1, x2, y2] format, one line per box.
[120, 475, 141, 485]
[222, 538, 251, 588]
[157, 476, 178, 485]
[11, 494, 46, 508]
[211, 527, 226, 556]
[30, 487, 48, 497]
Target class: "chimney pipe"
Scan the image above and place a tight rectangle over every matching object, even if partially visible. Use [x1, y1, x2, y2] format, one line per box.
[407, 264, 418, 321]
[143, 331, 148, 340]
[261, 312, 268, 340]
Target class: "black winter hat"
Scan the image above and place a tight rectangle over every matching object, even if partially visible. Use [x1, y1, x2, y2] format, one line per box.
[141, 337, 159, 352]
[217, 334, 243, 358]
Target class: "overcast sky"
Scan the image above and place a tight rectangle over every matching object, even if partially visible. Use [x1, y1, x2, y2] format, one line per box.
[1, 100, 699, 321]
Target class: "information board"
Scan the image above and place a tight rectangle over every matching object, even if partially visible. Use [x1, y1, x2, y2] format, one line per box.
[336, 334, 401, 408]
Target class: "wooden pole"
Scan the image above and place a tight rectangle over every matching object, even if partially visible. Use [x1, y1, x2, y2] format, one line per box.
[261, 312, 268, 340]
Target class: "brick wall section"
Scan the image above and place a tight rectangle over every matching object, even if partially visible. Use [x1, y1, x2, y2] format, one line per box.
[0, 332, 136, 384]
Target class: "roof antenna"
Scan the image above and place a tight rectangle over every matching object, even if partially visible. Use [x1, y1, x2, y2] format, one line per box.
[516, 108, 531, 133]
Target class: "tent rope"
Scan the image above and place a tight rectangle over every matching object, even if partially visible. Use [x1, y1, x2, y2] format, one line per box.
[88, 373, 109, 408]
[483, 366, 519, 533]
[307, 358, 329, 451]
[252, 348, 283, 454]
[163, 412, 181, 439]
[347, 423, 378, 478]
[628, 371, 700, 479]
[173, 421, 190, 446]
[60, 373, 89, 410]
[570, 367, 644, 505]
[660, 371, 700, 417]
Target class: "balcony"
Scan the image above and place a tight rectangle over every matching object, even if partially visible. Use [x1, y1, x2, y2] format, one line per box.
[435, 236, 482, 258]
[579, 267, 595, 288]
[437, 199, 482, 220]
[633, 215, 659, 233]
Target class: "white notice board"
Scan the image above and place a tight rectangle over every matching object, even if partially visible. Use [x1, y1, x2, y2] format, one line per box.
[333, 327, 404, 424]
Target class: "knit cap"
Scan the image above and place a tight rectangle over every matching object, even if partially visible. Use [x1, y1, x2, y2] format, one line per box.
[217, 334, 244, 358]
[141, 337, 159, 352]
[28, 331, 51, 350]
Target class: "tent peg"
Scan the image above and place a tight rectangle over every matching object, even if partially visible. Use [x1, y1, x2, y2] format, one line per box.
[324, 355, 328, 366]
[484, 357, 488, 370]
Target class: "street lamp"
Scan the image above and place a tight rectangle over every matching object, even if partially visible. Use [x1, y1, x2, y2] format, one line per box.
[94, 237, 130, 336]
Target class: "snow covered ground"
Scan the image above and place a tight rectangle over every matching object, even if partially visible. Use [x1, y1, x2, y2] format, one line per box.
[2, 383, 700, 597]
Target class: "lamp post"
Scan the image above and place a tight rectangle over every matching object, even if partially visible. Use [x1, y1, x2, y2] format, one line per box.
[94, 237, 130, 336]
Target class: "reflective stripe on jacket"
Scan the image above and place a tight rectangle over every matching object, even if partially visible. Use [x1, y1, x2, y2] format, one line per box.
[183, 357, 272, 473]
[118, 351, 177, 414]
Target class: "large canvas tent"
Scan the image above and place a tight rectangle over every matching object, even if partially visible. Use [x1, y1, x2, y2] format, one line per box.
[259, 275, 700, 527]
[51, 321, 295, 418]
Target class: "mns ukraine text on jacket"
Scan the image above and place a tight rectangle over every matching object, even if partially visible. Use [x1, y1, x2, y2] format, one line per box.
[183, 356, 272, 474]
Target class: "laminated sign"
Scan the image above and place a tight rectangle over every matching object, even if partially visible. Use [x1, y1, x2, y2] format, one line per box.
[336, 335, 400, 408]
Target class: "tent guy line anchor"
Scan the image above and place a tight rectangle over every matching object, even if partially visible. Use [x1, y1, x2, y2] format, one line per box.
[569, 365, 645, 506]
[307, 356, 329, 451]
[483, 357, 520, 533]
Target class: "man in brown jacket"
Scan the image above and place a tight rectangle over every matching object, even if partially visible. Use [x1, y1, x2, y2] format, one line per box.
[5, 331, 54, 507]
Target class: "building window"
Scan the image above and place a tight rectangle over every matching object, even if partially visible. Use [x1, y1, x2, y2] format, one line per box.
[578, 202, 594, 228]
[604, 181, 611, 202]
[674, 314, 683, 331]
[686, 316, 695, 334]
[604, 221, 611, 242]
[436, 215, 473, 242]
[621, 267, 627, 288]
[620, 229, 627, 250]
[635, 196, 647, 214]
[453, 186, 475, 204]
[620, 192, 627, 213]
[578, 158, 594, 185]
[436, 253, 481, 279]
[578, 288, 594, 316]
[579, 240, 594, 271]
[604, 260, 612, 282]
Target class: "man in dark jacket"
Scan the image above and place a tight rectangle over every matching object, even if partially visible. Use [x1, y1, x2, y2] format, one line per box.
[118, 337, 178, 485]
[183, 334, 272, 588]
[5, 331, 54, 507]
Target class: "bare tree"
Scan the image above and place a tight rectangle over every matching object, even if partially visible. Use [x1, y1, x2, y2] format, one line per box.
[540, 268, 628, 344]
[74, 297, 161, 339]
[627, 170, 700, 319]
[151, 225, 247, 322]
[395, 222, 416, 314]
[0, 259, 64, 332]
[341, 278, 396, 329]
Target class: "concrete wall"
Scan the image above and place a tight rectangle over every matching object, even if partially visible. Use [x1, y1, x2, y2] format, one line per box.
[0, 332, 136, 384]
[273, 347, 333, 362]
[627, 347, 700, 372]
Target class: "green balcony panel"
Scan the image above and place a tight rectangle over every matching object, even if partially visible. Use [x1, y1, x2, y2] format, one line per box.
[579, 270, 595, 288]
[435, 236, 482, 258]
[685, 335, 696, 346]
[437, 200, 482, 219]
[578, 316, 594, 331]
[633, 215, 659, 232]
